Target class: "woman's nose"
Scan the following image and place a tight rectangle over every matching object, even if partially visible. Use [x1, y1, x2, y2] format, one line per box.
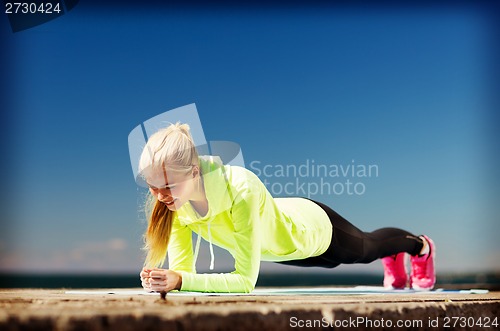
[157, 190, 170, 200]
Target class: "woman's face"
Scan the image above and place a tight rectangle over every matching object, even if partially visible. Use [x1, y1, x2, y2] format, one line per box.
[146, 167, 197, 211]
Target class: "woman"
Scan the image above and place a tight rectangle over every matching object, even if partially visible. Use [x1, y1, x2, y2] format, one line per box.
[138, 123, 435, 293]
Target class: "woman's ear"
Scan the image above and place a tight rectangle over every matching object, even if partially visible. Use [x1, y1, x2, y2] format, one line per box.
[192, 165, 200, 178]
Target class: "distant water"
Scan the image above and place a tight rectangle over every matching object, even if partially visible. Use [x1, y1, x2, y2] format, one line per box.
[0, 272, 499, 290]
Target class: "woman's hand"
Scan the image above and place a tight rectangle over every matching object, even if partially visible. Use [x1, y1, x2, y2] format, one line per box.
[140, 268, 182, 292]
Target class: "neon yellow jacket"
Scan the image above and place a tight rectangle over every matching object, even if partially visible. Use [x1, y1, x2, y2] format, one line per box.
[169, 156, 332, 293]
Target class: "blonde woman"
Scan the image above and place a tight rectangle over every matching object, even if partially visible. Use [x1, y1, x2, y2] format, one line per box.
[138, 123, 436, 293]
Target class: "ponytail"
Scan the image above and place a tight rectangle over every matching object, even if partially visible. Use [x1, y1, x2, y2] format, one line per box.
[143, 194, 174, 268]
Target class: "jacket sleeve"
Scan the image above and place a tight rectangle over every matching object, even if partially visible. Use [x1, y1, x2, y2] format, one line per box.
[167, 217, 195, 273]
[178, 190, 261, 293]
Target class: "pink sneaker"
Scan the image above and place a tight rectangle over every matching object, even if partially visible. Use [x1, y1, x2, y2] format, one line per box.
[410, 235, 436, 291]
[381, 252, 407, 289]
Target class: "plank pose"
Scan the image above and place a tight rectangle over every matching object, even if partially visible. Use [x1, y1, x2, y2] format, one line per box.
[138, 123, 436, 293]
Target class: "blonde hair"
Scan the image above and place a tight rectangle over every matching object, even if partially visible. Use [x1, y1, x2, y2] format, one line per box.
[138, 122, 199, 268]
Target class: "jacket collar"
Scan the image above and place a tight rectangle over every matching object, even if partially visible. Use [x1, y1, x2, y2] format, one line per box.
[175, 155, 233, 225]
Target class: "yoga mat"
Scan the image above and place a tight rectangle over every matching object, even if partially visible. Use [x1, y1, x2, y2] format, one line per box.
[65, 286, 489, 296]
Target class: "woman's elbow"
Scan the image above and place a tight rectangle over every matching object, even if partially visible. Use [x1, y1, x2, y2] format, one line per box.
[240, 277, 256, 293]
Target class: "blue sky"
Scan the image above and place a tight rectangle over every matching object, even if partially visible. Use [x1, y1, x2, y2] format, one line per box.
[1, 2, 498, 275]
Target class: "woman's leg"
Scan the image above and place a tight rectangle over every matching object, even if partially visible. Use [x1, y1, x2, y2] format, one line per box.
[312, 199, 424, 265]
[277, 257, 341, 268]
[277, 199, 424, 268]
[279, 199, 435, 290]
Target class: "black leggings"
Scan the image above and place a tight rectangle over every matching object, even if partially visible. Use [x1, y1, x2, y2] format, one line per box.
[278, 199, 424, 268]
